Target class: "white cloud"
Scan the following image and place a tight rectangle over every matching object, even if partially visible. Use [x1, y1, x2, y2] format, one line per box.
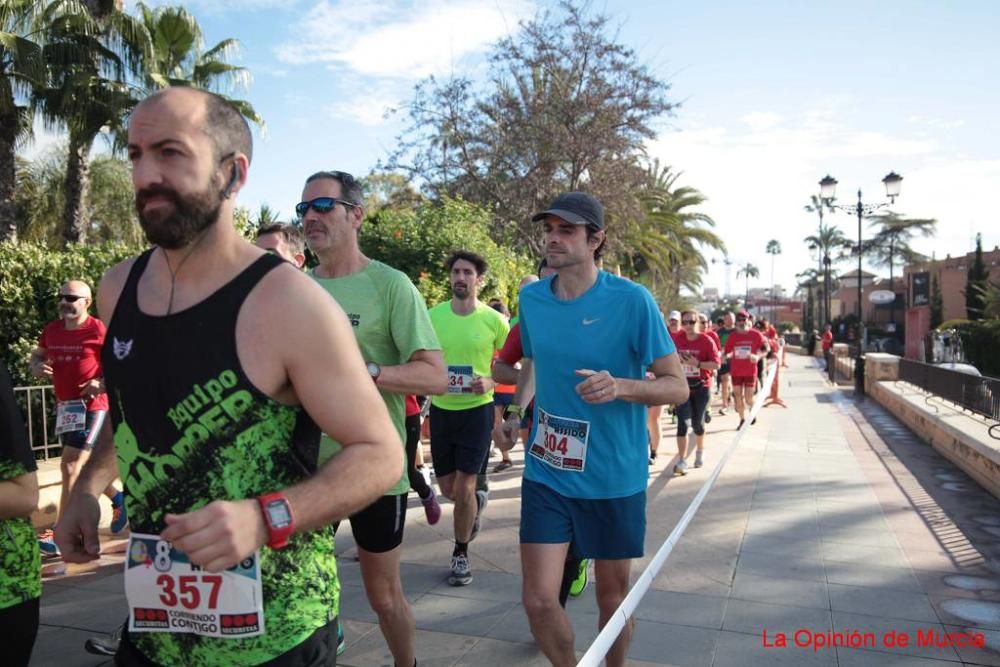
[275, 0, 535, 78]
[646, 112, 993, 299]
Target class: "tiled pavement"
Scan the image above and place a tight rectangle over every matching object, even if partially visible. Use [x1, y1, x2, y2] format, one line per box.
[34, 355, 1000, 666]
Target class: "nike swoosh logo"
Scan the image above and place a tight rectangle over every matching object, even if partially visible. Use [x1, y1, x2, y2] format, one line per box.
[582, 318, 600, 325]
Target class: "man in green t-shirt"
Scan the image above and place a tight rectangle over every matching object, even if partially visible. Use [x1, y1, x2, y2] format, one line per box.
[301, 170, 446, 667]
[428, 251, 510, 586]
[0, 363, 41, 665]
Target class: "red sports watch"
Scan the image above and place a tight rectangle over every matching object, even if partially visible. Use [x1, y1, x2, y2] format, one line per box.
[257, 492, 294, 550]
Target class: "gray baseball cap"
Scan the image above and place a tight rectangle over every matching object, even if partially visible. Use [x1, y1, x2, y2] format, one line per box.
[532, 192, 605, 230]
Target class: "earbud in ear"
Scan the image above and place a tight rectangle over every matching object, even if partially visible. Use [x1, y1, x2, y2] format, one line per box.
[222, 165, 240, 198]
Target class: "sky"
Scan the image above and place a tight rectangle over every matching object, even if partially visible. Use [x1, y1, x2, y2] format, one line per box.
[27, 0, 1000, 299]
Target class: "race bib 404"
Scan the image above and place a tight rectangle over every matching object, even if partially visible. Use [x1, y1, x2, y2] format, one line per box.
[125, 533, 265, 639]
[529, 408, 590, 472]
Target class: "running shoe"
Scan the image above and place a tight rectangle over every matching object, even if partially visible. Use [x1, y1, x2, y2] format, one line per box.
[719, 407, 727, 416]
[704, 410, 712, 424]
[648, 450, 657, 465]
[751, 417, 757, 425]
[569, 559, 589, 597]
[84, 624, 123, 656]
[337, 622, 346, 656]
[448, 553, 473, 586]
[493, 460, 513, 473]
[111, 502, 128, 534]
[674, 460, 688, 476]
[737, 419, 745, 430]
[421, 487, 442, 526]
[39, 529, 59, 556]
[694, 449, 704, 468]
[470, 489, 488, 541]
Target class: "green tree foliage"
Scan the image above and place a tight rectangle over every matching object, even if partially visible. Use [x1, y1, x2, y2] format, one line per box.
[386, 1, 674, 258]
[360, 196, 533, 309]
[136, 2, 263, 129]
[623, 163, 723, 304]
[32, 0, 151, 245]
[15, 145, 142, 245]
[965, 233, 989, 320]
[0, 0, 46, 242]
[0, 240, 142, 386]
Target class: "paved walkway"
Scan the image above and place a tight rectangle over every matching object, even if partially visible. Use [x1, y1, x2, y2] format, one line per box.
[33, 355, 1000, 666]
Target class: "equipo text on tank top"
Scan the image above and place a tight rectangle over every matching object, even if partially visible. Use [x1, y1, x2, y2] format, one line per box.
[102, 249, 338, 667]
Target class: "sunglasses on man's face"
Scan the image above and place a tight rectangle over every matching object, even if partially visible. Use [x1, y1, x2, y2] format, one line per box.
[682, 319, 697, 325]
[294, 196, 359, 217]
[736, 317, 747, 322]
[58, 294, 85, 303]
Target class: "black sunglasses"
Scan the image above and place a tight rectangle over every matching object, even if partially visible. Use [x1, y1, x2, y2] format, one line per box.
[295, 197, 359, 217]
[58, 294, 85, 303]
[682, 319, 697, 325]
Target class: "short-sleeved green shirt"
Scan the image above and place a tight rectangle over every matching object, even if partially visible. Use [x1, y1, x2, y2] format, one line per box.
[428, 301, 510, 411]
[312, 261, 441, 495]
[0, 363, 40, 610]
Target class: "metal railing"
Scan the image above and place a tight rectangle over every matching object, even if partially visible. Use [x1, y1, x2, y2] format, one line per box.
[829, 345, 859, 386]
[13, 384, 62, 460]
[898, 359, 1000, 439]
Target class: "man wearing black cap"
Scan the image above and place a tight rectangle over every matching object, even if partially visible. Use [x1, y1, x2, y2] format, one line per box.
[500, 192, 688, 667]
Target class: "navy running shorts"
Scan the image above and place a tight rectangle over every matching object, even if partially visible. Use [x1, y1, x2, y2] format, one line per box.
[429, 403, 494, 476]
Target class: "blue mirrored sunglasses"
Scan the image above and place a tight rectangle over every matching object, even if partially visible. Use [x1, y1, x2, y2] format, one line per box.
[294, 196, 359, 217]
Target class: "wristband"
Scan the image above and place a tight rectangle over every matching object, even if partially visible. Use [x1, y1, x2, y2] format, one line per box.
[503, 404, 525, 421]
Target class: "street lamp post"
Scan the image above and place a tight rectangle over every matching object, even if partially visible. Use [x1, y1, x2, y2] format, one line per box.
[818, 172, 902, 396]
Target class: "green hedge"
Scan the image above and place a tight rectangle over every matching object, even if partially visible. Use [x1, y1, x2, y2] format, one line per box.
[1, 241, 144, 386]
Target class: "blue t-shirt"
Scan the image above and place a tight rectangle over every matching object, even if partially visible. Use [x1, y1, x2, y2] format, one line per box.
[520, 271, 674, 499]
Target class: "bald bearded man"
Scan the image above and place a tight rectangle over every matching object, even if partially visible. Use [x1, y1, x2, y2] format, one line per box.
[30, 280, 127, 550]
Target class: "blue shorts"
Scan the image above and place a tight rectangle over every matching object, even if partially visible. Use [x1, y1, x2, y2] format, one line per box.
[520, 479, 645, 560]
[59, 409, 106, 451]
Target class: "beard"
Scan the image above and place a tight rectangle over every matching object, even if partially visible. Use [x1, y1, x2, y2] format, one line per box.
[136, 180, 223, 250]
[451, 283, 469, 299]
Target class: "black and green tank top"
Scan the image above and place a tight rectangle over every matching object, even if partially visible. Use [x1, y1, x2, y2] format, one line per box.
[103, 249, 337, 666]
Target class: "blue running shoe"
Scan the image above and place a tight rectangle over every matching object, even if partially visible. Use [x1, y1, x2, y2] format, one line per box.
[110, 493, 128, 534]
[39, 529, 59, 555]
[337, 622, 346, 656]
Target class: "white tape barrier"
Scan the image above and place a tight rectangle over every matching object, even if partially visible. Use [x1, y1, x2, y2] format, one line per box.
[576, 353, 781, 667]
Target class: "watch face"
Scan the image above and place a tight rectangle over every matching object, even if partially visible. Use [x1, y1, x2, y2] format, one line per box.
[367, 362, 380, 378]
[266, 499, 292, 528]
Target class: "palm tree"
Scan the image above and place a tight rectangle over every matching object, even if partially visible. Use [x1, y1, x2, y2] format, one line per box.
[32, 0, 151, 245]
[796, 268, 821, 333]
[803, 222, 851, 327]
[137, 3, 264, 129]
[627, 161, 725, 303]
[0, 0, 47, 242]
[765, 239, 781, 321]
[737, 262, 759, 307]
[863, 211, 937, 323]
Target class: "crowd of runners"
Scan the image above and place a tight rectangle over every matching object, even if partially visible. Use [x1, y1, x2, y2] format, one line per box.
[0, 88, 782, 667]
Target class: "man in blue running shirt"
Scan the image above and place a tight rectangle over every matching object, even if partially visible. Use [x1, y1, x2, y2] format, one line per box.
[500, 192, 688, 667]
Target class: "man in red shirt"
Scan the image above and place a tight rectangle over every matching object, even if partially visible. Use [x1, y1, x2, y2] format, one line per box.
[723, 310, 767, 429]
[671, 310, 720, 474]
[30, 281, 126, 551]
[821, 324, 834, 370]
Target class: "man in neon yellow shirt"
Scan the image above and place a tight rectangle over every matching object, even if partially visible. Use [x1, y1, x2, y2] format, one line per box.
[302, 170, 447, 667]
[428, 251, 510, 586]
